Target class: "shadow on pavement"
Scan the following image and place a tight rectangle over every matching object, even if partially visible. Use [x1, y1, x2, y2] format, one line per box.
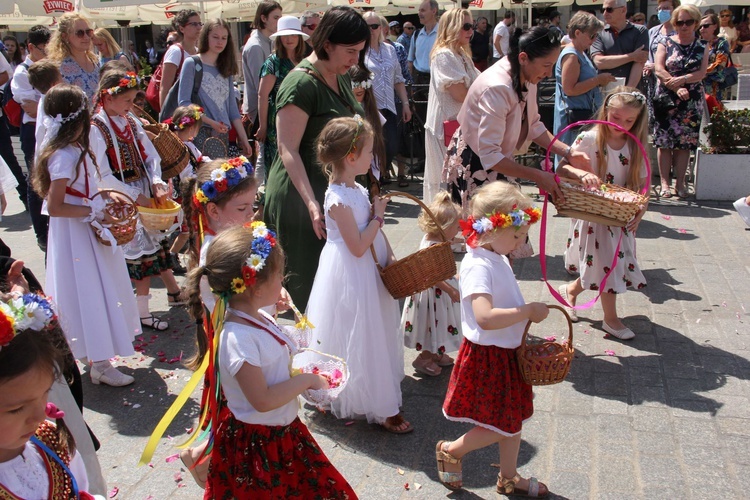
[641, 268, 702, 304]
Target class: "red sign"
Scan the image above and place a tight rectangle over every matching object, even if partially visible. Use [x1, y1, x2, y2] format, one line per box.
[43, 0, 74, 14]
[469, 0, 483, 6]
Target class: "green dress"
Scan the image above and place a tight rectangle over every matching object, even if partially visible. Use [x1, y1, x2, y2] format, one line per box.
[264, 59, 364, 311]
[259, 54, 294, 177]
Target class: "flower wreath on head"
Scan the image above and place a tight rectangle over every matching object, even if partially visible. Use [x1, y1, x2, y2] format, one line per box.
[104, 72, 140, 96]
[213, 221, 277, 296]
[0, 294, 57, 348]
[459, 205, 542, 248]
[165, 106, 204, 130]
[351, 74, 374, 90]
[193, 156, 254, 208]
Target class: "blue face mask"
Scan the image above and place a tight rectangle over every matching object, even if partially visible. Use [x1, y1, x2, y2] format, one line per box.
[658, 9, 672, 23]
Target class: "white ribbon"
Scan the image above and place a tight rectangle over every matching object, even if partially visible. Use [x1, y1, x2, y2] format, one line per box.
[90, 220, 118, 252]
[40, 113, 64, 151]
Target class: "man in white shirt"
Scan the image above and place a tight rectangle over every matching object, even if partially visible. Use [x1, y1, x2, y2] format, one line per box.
[492, 11, 515, 64]
[11, 25, 51, 251]
[0, 46, 27, 212]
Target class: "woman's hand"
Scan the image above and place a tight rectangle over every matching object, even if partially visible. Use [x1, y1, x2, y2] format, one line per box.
[402, 104, 412, 123]
[643, 61, 655, 76]
[597, 72, 617, 86]
[665, 76, 684, 91]
[676, 87, 689, 100]
[537, 170, 564, 204]
[255, 126, 267, 143]
[307, 200, 326, 240]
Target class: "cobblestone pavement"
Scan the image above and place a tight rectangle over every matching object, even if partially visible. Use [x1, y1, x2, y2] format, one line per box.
[2, 154, 749, 498]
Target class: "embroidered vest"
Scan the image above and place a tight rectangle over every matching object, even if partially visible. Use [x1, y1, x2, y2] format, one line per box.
[93, 115, 146, 184]
[0, 421, 75, 500]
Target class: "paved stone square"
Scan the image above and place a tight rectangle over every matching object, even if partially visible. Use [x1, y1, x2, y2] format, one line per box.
[2, 160, 749, 498]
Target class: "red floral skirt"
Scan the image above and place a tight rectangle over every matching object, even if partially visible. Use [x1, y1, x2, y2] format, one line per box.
[204, 415, 357, 500]
[443, 339, 533, 436]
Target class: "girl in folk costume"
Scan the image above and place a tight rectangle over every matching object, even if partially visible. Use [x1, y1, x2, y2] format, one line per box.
[32, 84, 140, 387]
[0, 293, 99, 498]
[557, 88, 649, 340]
[302, 116, 411, 434]
[90, 66, 186, 331]
[182, 225, 356, 499]
[437, 181, 550, 497]
[400, 191, 463, 377]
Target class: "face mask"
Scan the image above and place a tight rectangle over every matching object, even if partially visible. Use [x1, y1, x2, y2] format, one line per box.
[658, 9, 672, 23]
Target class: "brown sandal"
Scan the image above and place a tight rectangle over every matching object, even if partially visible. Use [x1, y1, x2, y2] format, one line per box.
[497, 473, 548, 498]
[382, 414, 414, 434]
[436, 440, 462, 490]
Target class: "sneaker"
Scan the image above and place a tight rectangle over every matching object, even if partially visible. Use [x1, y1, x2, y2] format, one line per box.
[602, 321, 635, 340]
[557, 285, 578, 323]
[90, 365, 135, 387]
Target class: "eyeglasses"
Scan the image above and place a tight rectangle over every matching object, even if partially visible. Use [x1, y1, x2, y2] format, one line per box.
[462, 23, 473, 31]
[186, 21, 204, 28]
[699, 23, 715, 29]
[302, 23, 318, 30]
[675, 19, 696, 27]
[74, 29, 94, 39]
[368, 23, 381, 30]
[520, 29, 562, 51]
[633, 17, 645, 22]
[600, 7, 622, 13]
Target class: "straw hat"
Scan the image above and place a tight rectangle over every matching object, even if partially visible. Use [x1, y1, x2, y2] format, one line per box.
[270, 16, 310, 40]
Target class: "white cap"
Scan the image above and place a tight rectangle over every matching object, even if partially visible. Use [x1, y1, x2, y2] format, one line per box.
[270, 16, 310, 40]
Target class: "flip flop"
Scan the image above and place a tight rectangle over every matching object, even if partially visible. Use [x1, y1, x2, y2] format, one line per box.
[382, 414, 414, 434]
[659, 188, 672, 198]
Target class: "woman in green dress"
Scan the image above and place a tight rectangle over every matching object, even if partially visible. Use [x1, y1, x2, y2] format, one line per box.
[264, 6, 369, 310]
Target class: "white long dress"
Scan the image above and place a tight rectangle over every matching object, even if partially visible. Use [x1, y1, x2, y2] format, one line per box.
[302, 183, 404, 424]
[45, 145, 140, 361]
[423, 48, 479, 203]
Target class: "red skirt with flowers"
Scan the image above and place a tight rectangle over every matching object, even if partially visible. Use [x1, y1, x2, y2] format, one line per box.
[204, 415, 357, 500]
[443, 338, 533, 436]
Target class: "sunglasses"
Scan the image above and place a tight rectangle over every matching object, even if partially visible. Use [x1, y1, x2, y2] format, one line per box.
[303, 23, 318, 30]
[404, 26, 415, 30]
[520, 29, 562, 51]
[675, 19, 696, 27]
[721, 14, 731, 18]
[600, 7, 622, 13]
[462, 23, 473, 31]
[74, 28, 94, 39]
[369, 23, 381, 30]
[699, 23, 715, 29]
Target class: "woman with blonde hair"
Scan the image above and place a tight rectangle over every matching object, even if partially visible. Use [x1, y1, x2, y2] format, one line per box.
[423, 7, 480, 202]
[47, 12, 100, 99]
[719, 9, 738, 52]
[91, 28, 129, 66]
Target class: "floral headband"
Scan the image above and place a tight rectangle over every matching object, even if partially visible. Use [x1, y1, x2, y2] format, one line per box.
[0, 294, 57, 348]
[351, 75, 374, 90]
[166, 106, 204, 130]
[220, 221, 277, 295]
[605, 91, 646, 107]
[345, 114, 365, 157]
[193, 156, 254, 207]
[104, 72, 140, 96]
[459, 205, 542, 248]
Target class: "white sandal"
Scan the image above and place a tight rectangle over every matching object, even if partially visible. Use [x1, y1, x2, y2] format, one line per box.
[558, 285, 578, 322]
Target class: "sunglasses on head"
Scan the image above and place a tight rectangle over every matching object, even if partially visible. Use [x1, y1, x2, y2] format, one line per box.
[520, 29, 562, 51]
[303, 23, 318, 30]
[74, 28, 94, 39]
[600, 7, 622, 13]
[462, 23, 473, 31]
[368, 23, 381, 30]
[675, 19, 695, 27]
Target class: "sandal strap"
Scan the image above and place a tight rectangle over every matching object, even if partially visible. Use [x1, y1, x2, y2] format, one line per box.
[528, 477, 540, 497]
[438, 470, 462, 483]
[436, 446, 461, 465]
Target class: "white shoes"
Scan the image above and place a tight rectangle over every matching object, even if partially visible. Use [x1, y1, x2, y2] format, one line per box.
[558, 285, 578, 323]
[602, 321, 635, 340]
[90, 364, 135, 387]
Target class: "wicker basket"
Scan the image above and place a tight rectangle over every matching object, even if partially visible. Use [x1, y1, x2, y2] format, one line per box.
[516, 305, 574, 386]
[90, 190, 138, 247]
[138, 199, 183, 233]
[291, 349, 349, 408]
[554, 179, 648, 227]
[370, 191, 457, 299]
[133, 105, 190, 180]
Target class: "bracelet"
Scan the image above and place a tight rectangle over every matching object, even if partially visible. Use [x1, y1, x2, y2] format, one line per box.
[563, 144, 573, 160]
[371, 215, 384, 228]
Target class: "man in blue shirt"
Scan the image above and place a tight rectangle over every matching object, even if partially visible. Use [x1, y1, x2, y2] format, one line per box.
[398, 22, 415, 53]
[407, 0, 439, 81]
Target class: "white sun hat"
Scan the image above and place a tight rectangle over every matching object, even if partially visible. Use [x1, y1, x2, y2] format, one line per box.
[270, 16, 310, 40]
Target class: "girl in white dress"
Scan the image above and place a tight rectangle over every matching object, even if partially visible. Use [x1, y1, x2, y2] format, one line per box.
[401, 191, 462, 376]
[303, 116, 411, 434]
[558, 88, 649, 340]
[90, 66, 185, 331]
[31, 84, 140, 387]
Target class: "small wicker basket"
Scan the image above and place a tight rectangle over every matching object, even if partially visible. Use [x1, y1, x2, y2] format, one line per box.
[291, 349, 349, 408]
[554, 179, 648, 227]
[516, 305, 574, 386]
[90, 190, 138, 247]
[370, 191, 457, 300]
[138, 199, 183, 233]
[133, 105, 190, 180]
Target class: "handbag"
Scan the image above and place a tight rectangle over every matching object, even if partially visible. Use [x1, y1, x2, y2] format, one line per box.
[565, 107, 594, 124]
[719, 65, 739, 90]
[443, 119, 459, 147]
[159, 55, 202, 123]
[653, 91, 677, 114]
[146, 44, 183, 113]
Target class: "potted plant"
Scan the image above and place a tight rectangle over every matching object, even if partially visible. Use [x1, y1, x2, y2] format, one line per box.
[696, 108, 750, 201]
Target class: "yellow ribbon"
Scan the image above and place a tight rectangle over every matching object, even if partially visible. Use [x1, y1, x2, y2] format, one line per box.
[289, 301, 314, 330]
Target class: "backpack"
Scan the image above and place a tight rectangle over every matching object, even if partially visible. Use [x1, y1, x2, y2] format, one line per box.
[159, 55, 203, 123]
[145, 44, 184, 112]
[2, 62, 29, 133]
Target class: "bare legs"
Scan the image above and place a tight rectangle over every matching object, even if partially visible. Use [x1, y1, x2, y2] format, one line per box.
[658, 148, 691, 197]
[564, 278, 625, 330]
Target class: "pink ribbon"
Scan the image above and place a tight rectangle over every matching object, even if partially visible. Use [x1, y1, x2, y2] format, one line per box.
[45, 402, 65, 419]
[539, 119, 651, 310]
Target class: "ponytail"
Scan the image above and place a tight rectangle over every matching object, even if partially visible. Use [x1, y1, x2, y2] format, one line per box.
[508, 26, 561, 102]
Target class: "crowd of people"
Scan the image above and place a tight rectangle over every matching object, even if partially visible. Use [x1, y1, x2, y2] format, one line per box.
[0, 2, 746, 498]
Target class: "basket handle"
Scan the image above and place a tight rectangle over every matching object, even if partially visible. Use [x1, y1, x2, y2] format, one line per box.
[520, 304, 573, 349]
[369, 190, 449, 271]
[90, 189, 137, 224]
[132, 104, 158, 125]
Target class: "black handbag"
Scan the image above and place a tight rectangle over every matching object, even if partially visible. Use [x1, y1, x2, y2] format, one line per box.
[653, 91, 677, 114]
[719, 65, 739, 90]
[566, 107, 595, 124]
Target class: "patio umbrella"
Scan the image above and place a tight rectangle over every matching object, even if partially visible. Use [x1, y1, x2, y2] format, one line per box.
[0, 4, 56, 27]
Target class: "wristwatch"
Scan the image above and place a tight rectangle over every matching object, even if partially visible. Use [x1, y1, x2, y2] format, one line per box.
[372, 215, 384, 227]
